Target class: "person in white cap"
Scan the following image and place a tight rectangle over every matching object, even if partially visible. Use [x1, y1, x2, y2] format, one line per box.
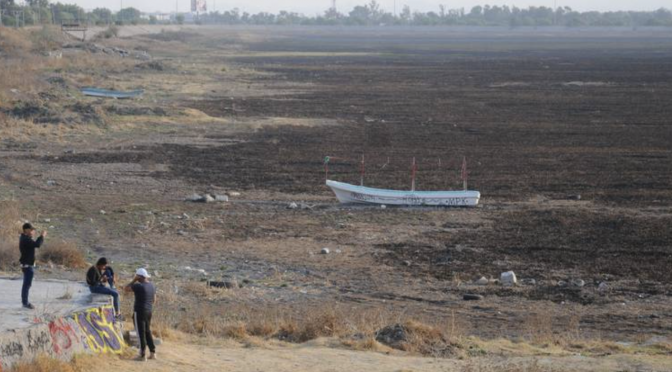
[124, 268, 157, 361]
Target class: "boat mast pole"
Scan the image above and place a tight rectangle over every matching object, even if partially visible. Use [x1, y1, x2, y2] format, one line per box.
[360, 155, 365, 186]
[461, 156, 467, 191]
[324, 156, 330, 183]
[411, 157, 417, 191]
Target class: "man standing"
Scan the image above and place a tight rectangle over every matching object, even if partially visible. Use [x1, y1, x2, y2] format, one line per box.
[86, 258, 121, 318]
[19, 223, 47, 309]
[124, 268, 157, 362]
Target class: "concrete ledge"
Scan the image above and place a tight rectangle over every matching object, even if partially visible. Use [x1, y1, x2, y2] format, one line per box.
[0, 279, 125, 370]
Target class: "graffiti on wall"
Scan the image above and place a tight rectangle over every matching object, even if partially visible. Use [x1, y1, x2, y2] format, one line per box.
[0, 305, 125, 370]
[49, 318, 81, 355]
[26, 328, 51, 355]
[74, 305, 124, 354]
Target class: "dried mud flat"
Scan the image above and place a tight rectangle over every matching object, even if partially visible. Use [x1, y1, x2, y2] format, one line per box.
[3, 26, 672, 349]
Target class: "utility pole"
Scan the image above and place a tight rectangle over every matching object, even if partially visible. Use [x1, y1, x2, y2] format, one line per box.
[14, 10, 21, 28]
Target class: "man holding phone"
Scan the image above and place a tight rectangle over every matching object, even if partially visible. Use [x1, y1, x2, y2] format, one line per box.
[124, 268, 157, 362]
[19, 223, 47, 310]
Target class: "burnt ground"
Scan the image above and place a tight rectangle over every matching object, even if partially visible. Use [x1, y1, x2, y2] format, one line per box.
[3, 27, 672, 341]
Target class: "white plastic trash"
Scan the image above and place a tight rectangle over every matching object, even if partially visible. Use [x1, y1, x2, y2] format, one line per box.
[500, 271, 517, 286]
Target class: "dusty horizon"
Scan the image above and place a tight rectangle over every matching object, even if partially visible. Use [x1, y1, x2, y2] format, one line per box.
[65, 0, 670, 14]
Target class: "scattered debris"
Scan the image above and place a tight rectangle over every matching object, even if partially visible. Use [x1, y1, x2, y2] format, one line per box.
[463, 294, 484, 301]
[46, 180, 57, 186]
[106, 105, 168, 116]
[520, 278, 537, 286]
[321, 248, 330, 255]
[208, 280, 238, 289]
[186, 193, 203, 202]
[288, 202, 299, 210]
[375, 324, 406, 349]
[135, 60, 164, 71]
[475, 277, 489, 285]
[571, 279, 586, 288]
[185, 193, 228, 203]
[228, 192, 241, 197]
[598, 282, 609, 292]
[214, 195, 229, 202]
[403, 260, 412, 267]
[500, 271, 517, 286]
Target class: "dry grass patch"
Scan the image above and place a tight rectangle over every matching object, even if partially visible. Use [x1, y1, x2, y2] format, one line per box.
[10, 355, 76, 372]
[0, 240, 19, 270]
[0, 28, 33, 54]
[39, 240, 87, 268]
[0, 200, 21, 237]
[0, 200, 22, 270]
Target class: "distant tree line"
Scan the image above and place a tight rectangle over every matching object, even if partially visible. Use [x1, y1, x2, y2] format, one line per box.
[0, 0, 144, 26]
[1, 0, 671, 28]
[201, 2, 672, 27]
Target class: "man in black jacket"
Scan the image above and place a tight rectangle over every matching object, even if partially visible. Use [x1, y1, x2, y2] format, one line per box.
[19, 223, 47, 309]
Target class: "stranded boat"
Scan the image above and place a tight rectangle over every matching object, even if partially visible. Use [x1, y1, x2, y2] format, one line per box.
[81, 88, 144, 99]
[326, 180, 480, 207]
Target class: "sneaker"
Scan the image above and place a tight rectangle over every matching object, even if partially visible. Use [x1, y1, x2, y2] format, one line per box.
[23, 303, 35, 310]
[149, 352, 157, 360]
[135, 354, 147, 362]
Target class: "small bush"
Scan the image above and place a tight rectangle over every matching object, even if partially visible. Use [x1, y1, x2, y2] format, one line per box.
[0, 240, 19, 271]
[30, 26, 63, 52]
[97, 25, 119, 39]
[0, 28, 33, 53]
[39, 240, 87, 268]
[0, 200, 21, 238]
[376, 320, 456, 357]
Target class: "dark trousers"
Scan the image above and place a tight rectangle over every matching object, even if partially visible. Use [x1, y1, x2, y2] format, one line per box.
[134, 311, 155, 356]
[89, 285, 120, 314]
[21, 266, 34, 306]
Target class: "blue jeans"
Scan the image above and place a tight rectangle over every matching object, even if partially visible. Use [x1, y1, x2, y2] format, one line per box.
[90, 285, 120, 314]
[21, 266, 34, 306]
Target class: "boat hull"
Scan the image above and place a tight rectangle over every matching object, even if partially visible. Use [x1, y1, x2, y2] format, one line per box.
[326, 180, 480, 207]
[81, 88, 144, 99]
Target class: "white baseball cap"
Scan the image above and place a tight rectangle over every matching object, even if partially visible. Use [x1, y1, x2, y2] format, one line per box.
[136, 268, 151, 278]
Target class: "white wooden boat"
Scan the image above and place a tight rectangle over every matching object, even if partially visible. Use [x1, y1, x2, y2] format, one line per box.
[326, 180, 480, 207]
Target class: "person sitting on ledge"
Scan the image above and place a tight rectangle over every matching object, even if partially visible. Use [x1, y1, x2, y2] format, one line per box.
[86, 257, 121, 318]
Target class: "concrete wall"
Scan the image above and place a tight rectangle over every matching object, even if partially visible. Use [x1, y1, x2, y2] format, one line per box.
[0, 304, 125, 370]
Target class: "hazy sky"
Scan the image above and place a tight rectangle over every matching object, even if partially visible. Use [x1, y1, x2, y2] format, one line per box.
[68, 1, 670, 14]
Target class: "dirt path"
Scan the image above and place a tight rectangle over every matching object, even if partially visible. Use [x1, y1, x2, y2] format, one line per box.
[75, 339, 672, 372]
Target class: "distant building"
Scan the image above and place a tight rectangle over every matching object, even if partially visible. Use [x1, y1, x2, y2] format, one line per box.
[141, 12, 172, 22]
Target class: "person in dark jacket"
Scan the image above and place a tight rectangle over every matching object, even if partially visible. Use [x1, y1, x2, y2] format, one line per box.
[104, 265, 116, 289]
[19, 223, 47, 309]
[86, 257, 121, 317]
[124, 268, 157, 361]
